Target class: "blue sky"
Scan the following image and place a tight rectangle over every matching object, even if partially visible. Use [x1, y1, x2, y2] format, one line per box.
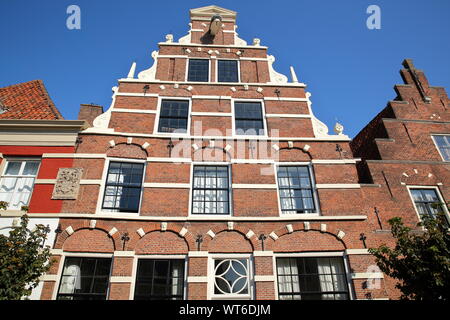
[0, 0, 449, 138]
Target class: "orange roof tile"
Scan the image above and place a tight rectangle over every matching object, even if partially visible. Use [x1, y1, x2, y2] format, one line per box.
[0, 80, 64, 120]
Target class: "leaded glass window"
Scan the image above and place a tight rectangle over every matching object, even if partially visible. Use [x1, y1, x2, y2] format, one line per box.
[187, 59, 209, 82]
[217, 60, 239, 82]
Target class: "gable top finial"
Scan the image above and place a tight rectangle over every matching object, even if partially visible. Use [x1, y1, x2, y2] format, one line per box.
[190, 5, 237, 21]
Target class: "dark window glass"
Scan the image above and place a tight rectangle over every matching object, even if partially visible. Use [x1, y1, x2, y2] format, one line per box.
[433, 135, 450, 161]
[187, 59, 209, 82]
[57, 257, 112, 300]
[134, 259, 185, 300]
[276, 257, 349, 300]
[158, 100, 189, 133]
[277, 166, 316, 214]
[218, 60, 239, 82]
[234, 102, 264, 135]
[192, 166, 229, 215]
[102, 162, 144, 213]
[410, 188, 448, 225]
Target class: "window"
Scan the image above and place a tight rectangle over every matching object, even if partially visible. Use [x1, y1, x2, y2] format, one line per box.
[57, 257, 112, 300]
[410, 188, 448, 224]
[157, 100, 189, 133]
[277, 166, 316, 214]
[102, 162, 144, 213]
[187, 59, 209, 82]
[218, 60, 239, 82]
[0, 159, 40, 210]
[234, 102, 265, 136]
[276, 257, 349, 300]
[432, 135, 450, 161]
[134, 259, 185, 300]
[213, 258, 251, 298]
[192, 166, 230, 215]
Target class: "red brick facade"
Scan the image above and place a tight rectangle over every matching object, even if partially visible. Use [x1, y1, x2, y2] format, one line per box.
[2, 6, 448, 301]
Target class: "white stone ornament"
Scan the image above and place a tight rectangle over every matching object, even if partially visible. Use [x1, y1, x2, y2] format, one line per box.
[267, 55, 288, 84]
[252, 38, 261, 46]
[165, 34, 174, 43]
[334, 122, 344, 135]
[138, 51, 159, 81]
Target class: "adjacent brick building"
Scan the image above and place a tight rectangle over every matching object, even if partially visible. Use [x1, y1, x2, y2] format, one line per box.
[1, 6, 448, 301]
[0, 79, 86, 299]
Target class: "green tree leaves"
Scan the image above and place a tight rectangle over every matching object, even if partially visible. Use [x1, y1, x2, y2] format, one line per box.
[0, 215, 54, 300]
[369, 212, 450, 300]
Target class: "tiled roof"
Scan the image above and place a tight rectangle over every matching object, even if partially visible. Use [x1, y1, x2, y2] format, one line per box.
[0, 80, 64, 120]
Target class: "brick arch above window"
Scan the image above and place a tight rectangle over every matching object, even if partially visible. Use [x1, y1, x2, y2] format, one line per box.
[134, 230, 189, 255]
[61, 228, 116, 253]
[270, 229, 346, 252]
[206, 230, 254, 253]
[107, 143, 148, 159]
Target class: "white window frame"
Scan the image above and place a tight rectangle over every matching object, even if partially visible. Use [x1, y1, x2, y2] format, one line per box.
[185, 58, 211, 83]
[130, 254, 188, 300]
[207, 253, 254, 300]
[188, 162, 233, 218]
[431, 134, 450, 162]
[153, 96, 192, 137]
[274, 162, 321, 217]
[215, 59, 241, 83]
[231, 98, 268, 139]
[0, 158, 41, 210]
[273, 251, 354, 300]
[406, 185, 450, 225]
[52, 252, 114, 300]
[95, 157, 147, 216]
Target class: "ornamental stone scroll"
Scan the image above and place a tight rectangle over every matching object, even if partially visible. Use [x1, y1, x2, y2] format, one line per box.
[52, 168, 83, 200]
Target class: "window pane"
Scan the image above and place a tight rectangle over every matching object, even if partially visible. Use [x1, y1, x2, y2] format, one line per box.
[57, 258, 111, 300]
[23, 162, 40, 176]
[214, 259, 249, 296]
[218, 60, 238, 82]
[234, 102, 264, 136]
[192, 166, 229, 215]
[102, 162, 144, 213]
[158, 100, 189, 133]
[4, 162, 21, 175]
[188, 59, 209, 82]
[134, 259, 185, 300]
[434, 135, 450, 161]
[276, 257, 349, 300]
[278, 166, 316, 214]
